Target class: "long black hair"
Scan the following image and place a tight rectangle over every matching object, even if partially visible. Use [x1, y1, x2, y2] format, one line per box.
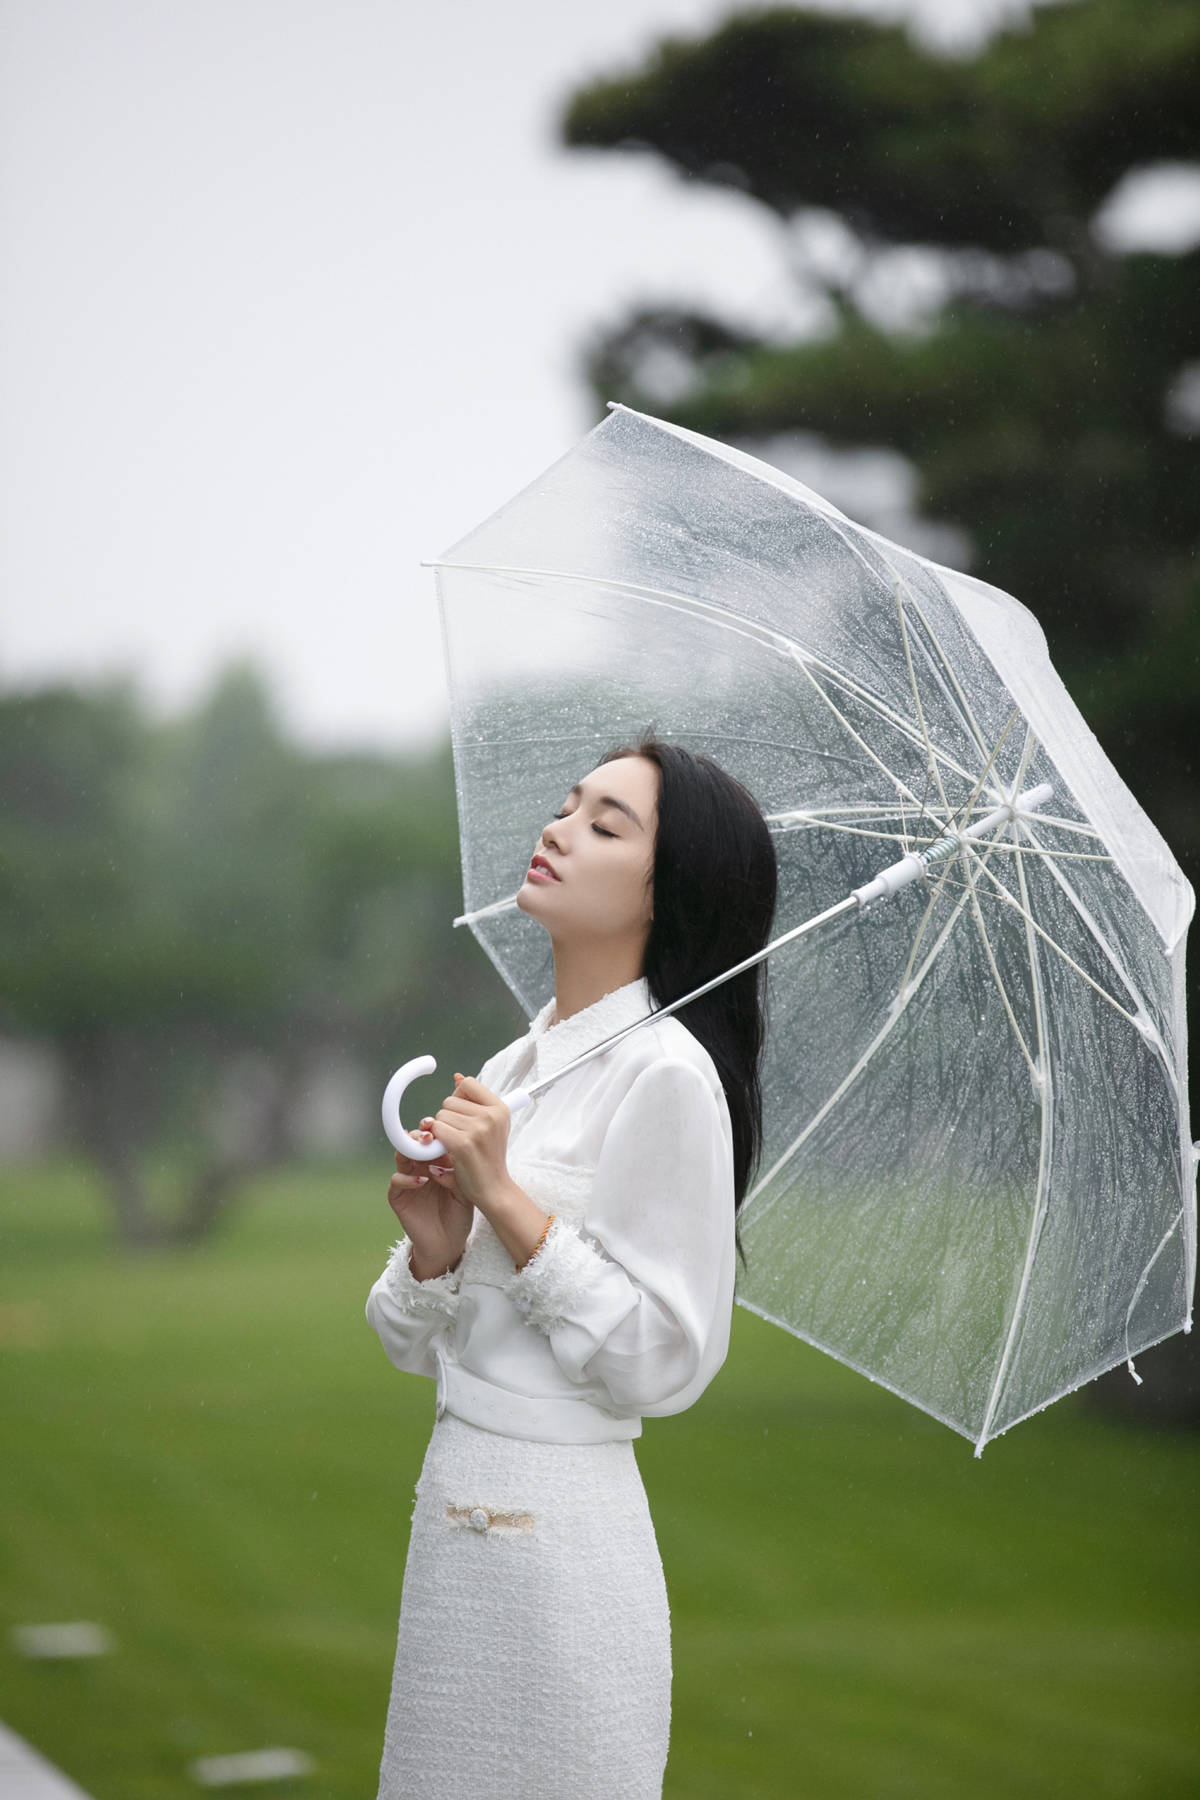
[595, 730, 777, 1215]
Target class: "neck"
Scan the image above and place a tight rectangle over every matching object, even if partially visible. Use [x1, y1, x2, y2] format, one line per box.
[549, 941, 645, 1026]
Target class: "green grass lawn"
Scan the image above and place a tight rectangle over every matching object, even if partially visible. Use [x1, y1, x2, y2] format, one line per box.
[1, 1157, 1197, 1799]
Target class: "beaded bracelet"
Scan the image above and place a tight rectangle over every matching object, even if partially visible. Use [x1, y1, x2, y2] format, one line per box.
[519, 1212, 556, 1271]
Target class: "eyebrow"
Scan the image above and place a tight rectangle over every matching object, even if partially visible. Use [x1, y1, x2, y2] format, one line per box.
[567, 783, 645, 831]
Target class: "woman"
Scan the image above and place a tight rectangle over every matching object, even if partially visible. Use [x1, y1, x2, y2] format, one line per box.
[366, 729, 777, 1799]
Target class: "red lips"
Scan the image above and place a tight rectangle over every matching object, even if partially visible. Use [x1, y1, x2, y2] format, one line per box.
[529, 854, 561, 880]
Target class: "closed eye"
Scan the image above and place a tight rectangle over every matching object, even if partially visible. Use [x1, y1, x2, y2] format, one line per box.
[552, 810, 616, 838]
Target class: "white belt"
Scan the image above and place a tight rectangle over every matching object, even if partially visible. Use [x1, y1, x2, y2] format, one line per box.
[437, 1358, 641, 1445]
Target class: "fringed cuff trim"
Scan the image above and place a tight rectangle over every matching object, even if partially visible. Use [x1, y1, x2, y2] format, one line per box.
[382, 1237, 462, 1316]
[505, 1217, 604, 1334]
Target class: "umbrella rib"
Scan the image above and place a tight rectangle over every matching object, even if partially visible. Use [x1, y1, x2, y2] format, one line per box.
[460, 730, 870, 772]
[745, 881, 977, 1208]
[896, 580, 993, 766]
[896, 749, 934, 857]
[960, 843, 1146, 1033]
[895, 588, 954, 819]
[769, 805, 928, 820]
[962, 850, 1038, 1082]
[1013, 819, 1171, 1065]
[946, 707, 1023, 840]
[684, 731, 871, 767]
[888, 590, 941, 853]
[1123, 1212, 1185, 1375]
[926, 840, 1113, 864]
[1013, 716, 1040, 799]
[973, 843, 1114, 863]
[896, 855, 960, 1002]
[454, 892, 520, 927]
[432, 561, 800, 663]
[801, 657, 979, 789]
[770, 800, 1092, 836]
[975, 822, 1055, 1453]
[767, 819, 1107, 861]
[1018, 813, 1105, 841]
[791, 502, 992, 767]
[771, 816, 934, 846]
[896, 721, 1032, 1001]
[797, 517, 994, 779]
[788, 651, 951, 836]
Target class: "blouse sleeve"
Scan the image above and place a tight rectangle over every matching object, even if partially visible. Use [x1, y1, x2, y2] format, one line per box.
[365, 1236, 462, 1381]
[502, 1056, 736, 1417]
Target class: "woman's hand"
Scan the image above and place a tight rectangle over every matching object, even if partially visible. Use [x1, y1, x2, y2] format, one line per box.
[428, 1073, 514, 1212]
[387, 1106, 475, 1281]
[388, 1072, 550, 1277]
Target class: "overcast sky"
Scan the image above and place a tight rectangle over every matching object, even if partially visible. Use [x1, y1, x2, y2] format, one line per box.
[2, 0, 1195, 754]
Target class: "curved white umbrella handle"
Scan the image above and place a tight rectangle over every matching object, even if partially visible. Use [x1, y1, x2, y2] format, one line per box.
[381, 1054, 532, 1161]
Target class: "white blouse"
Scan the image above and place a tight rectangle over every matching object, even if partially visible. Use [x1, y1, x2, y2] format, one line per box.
[365, 975, 737, 1444]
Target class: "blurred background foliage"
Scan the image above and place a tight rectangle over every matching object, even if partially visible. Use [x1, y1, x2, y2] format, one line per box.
[0, 667, 523, 1247]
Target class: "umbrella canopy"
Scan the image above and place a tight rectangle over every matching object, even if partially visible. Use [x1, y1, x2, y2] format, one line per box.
[427, 402, 1196, 1453]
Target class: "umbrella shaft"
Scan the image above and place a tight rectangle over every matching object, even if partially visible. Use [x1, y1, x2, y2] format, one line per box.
[851, 782, 1053, 909]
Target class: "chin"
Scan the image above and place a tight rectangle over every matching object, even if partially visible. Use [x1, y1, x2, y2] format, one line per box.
[515, 883, 557, 930]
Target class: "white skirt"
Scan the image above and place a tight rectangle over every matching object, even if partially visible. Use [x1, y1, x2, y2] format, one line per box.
[376, 1413, 671, 1800]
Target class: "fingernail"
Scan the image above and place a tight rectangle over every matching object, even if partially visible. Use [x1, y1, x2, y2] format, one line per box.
[416, 1175, 429, 1185]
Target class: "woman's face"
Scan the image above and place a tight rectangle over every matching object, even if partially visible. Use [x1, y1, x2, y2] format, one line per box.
[516, 755, 659, 946]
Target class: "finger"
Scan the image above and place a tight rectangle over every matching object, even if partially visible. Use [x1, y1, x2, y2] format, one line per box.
[439, 1089, 484, 1118]
[389, 1172, 429, 1192]
[395, 1131, 434, 1170]
[451, 1075, 497, 1105]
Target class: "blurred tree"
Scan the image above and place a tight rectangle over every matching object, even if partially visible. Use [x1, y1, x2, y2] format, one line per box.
[561, 0, 1199, 1420]
[0, 671, 515, 1247]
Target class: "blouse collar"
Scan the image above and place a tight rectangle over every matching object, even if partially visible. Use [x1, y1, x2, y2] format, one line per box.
[528, 975, 655, 1084]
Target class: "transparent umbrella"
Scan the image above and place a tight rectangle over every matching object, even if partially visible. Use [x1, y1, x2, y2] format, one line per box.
[392, 402, 1196, 1455]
